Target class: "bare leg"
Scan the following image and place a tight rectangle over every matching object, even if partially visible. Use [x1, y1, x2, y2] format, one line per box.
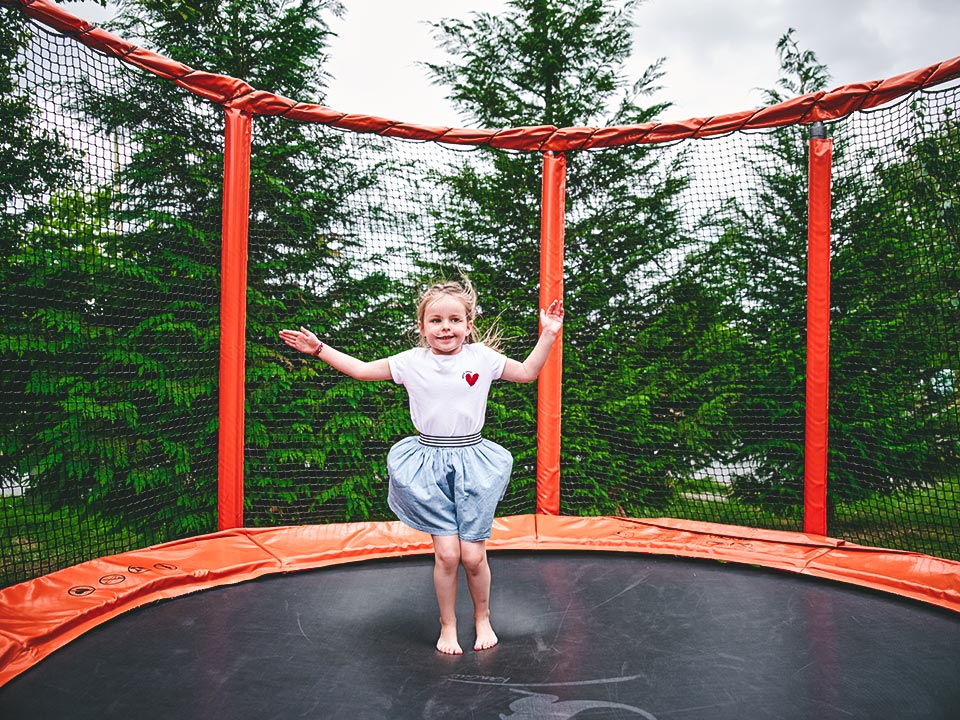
[431, 535, 463, 655]
[460, 539, 498, 651]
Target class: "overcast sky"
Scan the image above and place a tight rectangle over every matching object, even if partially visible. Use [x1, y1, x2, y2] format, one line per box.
[74, 0, 960, 127]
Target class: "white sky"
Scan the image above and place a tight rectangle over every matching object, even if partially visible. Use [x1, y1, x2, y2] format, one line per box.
[72, 0, 960, 127]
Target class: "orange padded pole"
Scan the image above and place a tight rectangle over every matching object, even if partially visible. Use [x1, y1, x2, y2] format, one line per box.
[804, 125, 833, 536]
[218, 107, 252, 530]
[536, 151, 566, 515]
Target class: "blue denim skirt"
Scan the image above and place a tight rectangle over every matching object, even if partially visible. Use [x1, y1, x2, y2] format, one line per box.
[386, 434, 513, 542]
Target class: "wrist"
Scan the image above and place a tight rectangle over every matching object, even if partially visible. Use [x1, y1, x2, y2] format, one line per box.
[313, 341, 324, 357]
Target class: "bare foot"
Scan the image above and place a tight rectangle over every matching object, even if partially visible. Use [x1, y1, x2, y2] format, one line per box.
[474, 616, 498, 651]
[436, 623, 463, 655]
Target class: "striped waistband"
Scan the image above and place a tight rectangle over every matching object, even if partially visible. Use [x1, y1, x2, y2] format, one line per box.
[418, 432, 483, 447]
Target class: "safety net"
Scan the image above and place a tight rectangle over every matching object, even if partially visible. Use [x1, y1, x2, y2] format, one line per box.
[2, 0, 959, 589]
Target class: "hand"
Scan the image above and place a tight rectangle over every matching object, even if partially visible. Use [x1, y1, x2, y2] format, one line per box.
[278, 326, 322, 354]
[540, 299, 564, 335]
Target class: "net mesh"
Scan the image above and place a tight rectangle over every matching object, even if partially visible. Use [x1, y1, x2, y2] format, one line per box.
[560, 101, 960, 554]
[2, 14, 220, 585]
[243, 129, 541, 526]
[826, 93, 960, 554]
[2, 4, 958, 588]
[561, 133, 811, 528]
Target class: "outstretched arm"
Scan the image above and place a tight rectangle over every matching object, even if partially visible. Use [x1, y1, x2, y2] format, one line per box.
[500, 300, 565, 383]
[278, 326, 392, 381]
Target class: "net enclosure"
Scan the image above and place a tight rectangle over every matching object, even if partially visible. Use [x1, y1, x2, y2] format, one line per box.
[1, 0, 959, 704]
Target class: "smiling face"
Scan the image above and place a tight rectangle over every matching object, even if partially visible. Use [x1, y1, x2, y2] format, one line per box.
[418, 294, 474, 355]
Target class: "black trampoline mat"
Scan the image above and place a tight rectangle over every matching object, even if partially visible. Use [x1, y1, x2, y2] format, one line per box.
[2, 552, 958, 719]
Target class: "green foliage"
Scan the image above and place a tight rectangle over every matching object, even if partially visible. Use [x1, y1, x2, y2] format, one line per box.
[0, 0, 359, 556]
[1, 13, 83, 492]
[4, 2, 959, 592]
[827, 101, 960, 502]
[95, 0, 412, 529]
[1, 492, 158, 587]
[706, 31, 960, 515]
[425, 0, 724, 515]
[426, 0, 654, 128]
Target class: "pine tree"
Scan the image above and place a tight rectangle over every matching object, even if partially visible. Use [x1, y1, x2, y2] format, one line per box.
[424, 0, 716, 515]
[5, 0, 404, 538]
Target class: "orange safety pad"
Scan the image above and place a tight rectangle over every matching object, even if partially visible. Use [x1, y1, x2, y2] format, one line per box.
[0, 516, 535, 685]
[536, 151, 565, 515]
[803, 137, 833, 535]
[533, 515, 960, 612]
[1, 515, 957, 687]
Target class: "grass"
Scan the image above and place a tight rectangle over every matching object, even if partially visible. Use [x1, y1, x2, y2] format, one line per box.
[667, 474, 960, 561]
[831, 477, 960, 560]
[1, 493, 158, 588]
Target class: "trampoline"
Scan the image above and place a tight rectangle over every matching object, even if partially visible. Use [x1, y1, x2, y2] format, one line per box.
[1, 517, 959, 720]
[3, 3, 960, 719]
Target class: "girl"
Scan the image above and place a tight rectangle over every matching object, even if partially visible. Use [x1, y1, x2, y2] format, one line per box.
[279, 279, 563, 655]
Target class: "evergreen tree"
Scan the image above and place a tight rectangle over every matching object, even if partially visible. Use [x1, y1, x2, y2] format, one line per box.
[692, 30, 833, 516]
[425, 0, 714, 515]
[4, 0, 403, 537]
[97, 0, 411, 528]
[708, 30, 960, 519]
[0, 11, 81, 494]
[827, 97, 960, 506]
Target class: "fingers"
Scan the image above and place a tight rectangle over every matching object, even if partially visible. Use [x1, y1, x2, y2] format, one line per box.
[541, 299, 564, 319]
[278, 327, 313, 351]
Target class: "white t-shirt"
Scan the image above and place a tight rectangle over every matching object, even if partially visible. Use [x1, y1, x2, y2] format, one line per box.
[388, 343, 507, 436]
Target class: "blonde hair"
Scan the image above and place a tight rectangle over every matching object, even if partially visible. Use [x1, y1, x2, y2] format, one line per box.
[415, 276, 502, 352]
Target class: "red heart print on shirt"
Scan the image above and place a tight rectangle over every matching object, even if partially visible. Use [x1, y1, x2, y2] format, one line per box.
[464, 372, 479, 387]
